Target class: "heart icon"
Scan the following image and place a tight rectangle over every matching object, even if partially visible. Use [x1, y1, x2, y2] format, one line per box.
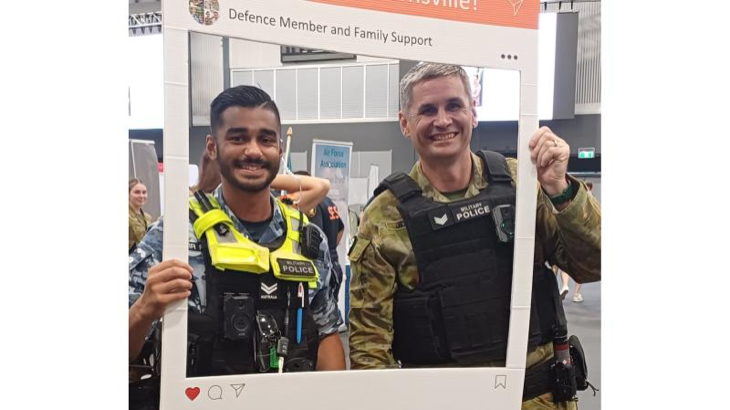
[185, 387, 201, 401]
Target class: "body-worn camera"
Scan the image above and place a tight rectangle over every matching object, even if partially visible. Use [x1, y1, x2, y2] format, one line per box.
[223, 293, 255, 341]
[491, 204, 515, 243]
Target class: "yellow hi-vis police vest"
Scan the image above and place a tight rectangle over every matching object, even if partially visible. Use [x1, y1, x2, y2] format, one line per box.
[189, 195, 319, 289]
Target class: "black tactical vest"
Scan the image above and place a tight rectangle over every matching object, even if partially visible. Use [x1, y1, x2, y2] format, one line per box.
[374, 151, 567, 366]
[186, 213, 320, 376]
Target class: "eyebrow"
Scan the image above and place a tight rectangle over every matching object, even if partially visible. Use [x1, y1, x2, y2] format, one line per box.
[415, 97, 466, 111]
[225, 127, 278, 137]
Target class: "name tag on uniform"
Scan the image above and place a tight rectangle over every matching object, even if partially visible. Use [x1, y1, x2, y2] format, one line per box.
[277, 259, 317, 279]
[450, 200, 491, 223]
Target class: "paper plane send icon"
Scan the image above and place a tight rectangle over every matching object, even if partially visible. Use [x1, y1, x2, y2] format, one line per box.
[231, 383, 245, 398]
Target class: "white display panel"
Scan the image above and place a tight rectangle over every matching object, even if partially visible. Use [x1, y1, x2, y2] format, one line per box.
[464, 13, 556, 121]
[128, 34, 164, 129]
[161, 1, 541, 409]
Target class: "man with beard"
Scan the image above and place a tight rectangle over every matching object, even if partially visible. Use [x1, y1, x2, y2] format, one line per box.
[129, 86, 345, 408]
[348, 63, 600, 409]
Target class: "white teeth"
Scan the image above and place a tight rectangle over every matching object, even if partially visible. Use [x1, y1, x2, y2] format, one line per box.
[433, 132, 456, 141]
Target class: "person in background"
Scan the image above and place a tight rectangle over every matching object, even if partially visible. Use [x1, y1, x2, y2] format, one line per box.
[191, 148, 221, 194]
[129, 178, 152, 252]
[191, 147, 330, 213]
[294, 170, 346, 301]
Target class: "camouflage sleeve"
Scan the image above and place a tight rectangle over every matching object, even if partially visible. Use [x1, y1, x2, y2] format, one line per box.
[539, 176, 601, 283]
[506, 158, 601, 284]
[309, 226, 344, 338]
[129, 218, 165, 308]
[348, 209, 399, 370]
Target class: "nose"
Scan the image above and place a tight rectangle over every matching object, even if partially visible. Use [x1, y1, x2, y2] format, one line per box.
[434, 108, 453, 128]
[243, 141, 263, 159]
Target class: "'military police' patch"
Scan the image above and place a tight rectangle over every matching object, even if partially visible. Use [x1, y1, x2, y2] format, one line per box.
[277, 259, 317, 279]
[449, 200, 491, 223]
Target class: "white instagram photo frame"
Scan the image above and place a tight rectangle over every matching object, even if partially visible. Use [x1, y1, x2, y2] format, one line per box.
[160, 1, 541, 409]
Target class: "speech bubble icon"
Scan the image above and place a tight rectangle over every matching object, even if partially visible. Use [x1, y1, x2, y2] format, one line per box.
[208, 385, 223, 400]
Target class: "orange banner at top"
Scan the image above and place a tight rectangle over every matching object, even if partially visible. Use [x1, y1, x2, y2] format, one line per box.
[308, 0, 539, 30]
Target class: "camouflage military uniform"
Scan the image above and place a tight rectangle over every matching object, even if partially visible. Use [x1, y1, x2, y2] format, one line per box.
[129, 185, 343, 339]
[129, 205, 152, 250]
[349, 152, 601, 409]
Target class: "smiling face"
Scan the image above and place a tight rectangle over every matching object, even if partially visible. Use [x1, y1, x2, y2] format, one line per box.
[399, 74, 477, 165]
[129, 183, 147, 208]
[208, 106, 282, 193]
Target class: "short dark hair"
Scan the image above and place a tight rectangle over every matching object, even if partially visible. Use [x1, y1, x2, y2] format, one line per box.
[209, 85, 282, 136]
[293, 170, 311, 176]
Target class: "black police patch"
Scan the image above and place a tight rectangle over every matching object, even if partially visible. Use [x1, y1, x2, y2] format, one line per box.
[277, 259, 316, 279]
[448, 199, 491, 224]
[188, 242, 203, 252]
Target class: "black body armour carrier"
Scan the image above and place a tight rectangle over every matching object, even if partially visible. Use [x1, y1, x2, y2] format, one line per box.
[186, 210, 320, 376]
[374, 151, 567, 366]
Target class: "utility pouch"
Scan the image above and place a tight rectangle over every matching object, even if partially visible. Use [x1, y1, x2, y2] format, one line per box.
[439, 281, 511, 364]
[569, 335, 590, 391]
[552, 360, 578, 402]
[392, 292, 449, 364]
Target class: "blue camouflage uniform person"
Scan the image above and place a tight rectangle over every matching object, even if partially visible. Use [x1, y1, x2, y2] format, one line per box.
[129, 185, 343, 337]
[128, 86, 345, 409]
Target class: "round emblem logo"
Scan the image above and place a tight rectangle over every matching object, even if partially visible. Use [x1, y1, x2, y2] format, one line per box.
[189, 0, 220, 26]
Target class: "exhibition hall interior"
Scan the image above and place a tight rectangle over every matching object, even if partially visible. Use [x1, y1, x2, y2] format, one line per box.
[129, 0, 601, 408]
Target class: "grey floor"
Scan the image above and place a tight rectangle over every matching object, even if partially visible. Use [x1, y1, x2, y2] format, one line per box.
[339, 281, 601, 409]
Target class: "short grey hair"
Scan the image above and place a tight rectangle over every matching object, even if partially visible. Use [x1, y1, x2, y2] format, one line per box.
[399, 63, 472, 112]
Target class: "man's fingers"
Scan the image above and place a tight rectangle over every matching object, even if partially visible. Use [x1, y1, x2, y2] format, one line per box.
[530, 128, 556, 162]
[147, 266, 193, 285]
[154, 278, 194, 295]
[529, 126, 551, 149]
[539, 147, 560, 168]
[535, 140, 553, 167]
[158, 291, 191, 306]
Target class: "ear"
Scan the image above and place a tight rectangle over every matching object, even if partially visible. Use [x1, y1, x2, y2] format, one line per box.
[398, 111, 411, 140]
[205, 135, 217, 160]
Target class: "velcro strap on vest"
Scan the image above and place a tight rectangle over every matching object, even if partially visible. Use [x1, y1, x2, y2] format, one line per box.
[193, 209, 235, 239]
[477, 150, 512, 184]
[522, 358, 554, 401]
[374, 172, 422, 202]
